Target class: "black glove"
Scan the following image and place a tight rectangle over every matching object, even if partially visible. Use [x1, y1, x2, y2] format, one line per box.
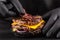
[0, 0, 25, 21]
[42, 8, 60, 38]
[0, 1, 16, 17]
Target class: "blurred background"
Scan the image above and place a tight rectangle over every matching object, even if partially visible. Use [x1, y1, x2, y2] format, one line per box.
[0, 0, 60, 39]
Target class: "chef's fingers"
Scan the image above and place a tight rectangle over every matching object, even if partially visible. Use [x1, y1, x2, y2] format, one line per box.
[42, 13, 58, 34]
[0, 2, 9, 16]
[57, 31, 60, 38]
[46, 17, 60, 37]
[43, 8, 60, 18]
[10, 0, 26, 13]
[0, 2, 16, 17]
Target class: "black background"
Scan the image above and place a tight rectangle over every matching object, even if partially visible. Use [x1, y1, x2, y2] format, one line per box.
[0, 0, 60, 40]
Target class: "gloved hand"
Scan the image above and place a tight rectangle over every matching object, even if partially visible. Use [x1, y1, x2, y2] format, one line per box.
[0, 1, 16, 18]
[42, 8, 60, 38]
[0, 0, 25, 21]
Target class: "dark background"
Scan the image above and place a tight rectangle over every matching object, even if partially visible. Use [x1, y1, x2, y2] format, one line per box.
[0, 0, 60, 39]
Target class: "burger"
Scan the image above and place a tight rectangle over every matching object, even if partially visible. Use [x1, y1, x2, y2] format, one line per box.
[11, 13, 45, 37]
